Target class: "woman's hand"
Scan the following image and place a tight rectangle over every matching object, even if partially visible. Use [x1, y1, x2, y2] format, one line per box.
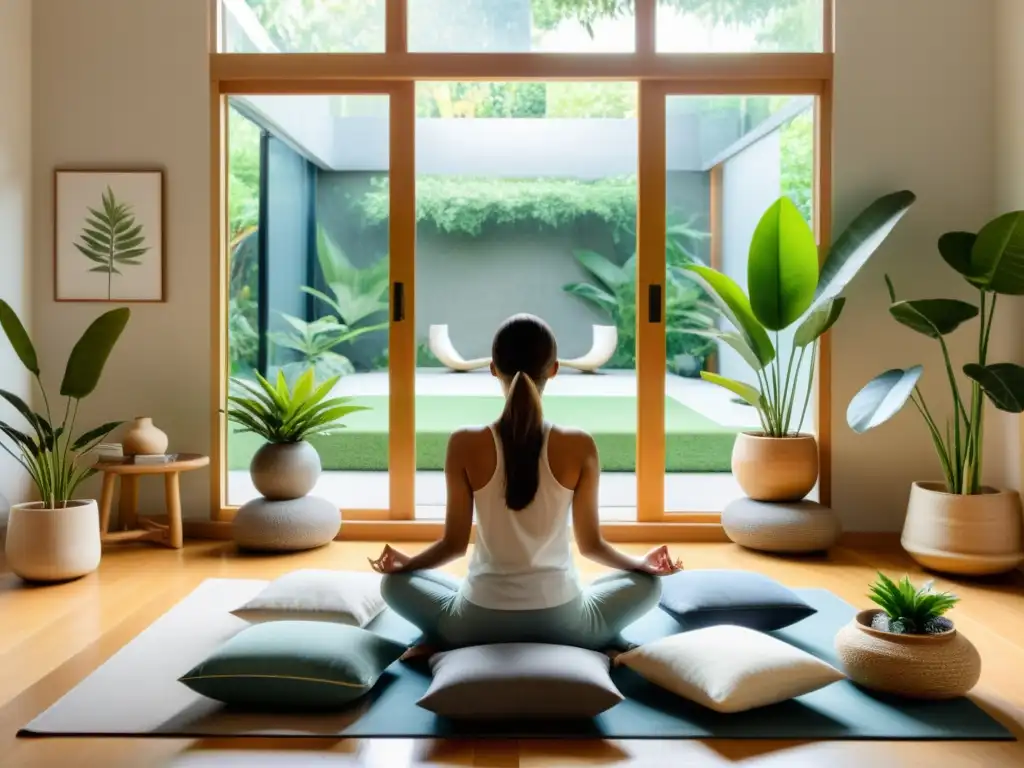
[368, 544, 411, 574]
[640, 545, 683, 576]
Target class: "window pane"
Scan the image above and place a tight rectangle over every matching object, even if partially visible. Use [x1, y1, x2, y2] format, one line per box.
[657, 0, 822, 53]
[412, 82, 638, 519]
[221, 0, 385, 53]
[226, 95, 391, 511]
[409, 0, 636, 52]
[664, 95, 816, 511]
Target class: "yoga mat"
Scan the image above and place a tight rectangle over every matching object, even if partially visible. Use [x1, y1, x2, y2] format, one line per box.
[20, 579, 1013, 741]
[227, 395, 739, 473]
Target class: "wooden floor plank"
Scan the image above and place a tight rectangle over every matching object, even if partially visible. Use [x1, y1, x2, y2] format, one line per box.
[1, 540, 1021, 767]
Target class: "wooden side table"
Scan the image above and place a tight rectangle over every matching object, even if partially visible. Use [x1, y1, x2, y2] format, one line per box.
[96, 454, 209, 549]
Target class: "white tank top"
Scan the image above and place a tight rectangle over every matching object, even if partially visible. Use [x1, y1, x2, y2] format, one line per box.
[461, 423, 581, 611]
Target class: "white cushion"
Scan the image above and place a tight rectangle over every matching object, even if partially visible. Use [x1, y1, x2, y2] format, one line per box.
[615, 625, 844, 713]
[231, 570, 385, 627]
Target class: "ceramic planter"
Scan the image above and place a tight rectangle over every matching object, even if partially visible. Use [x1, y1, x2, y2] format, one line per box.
[121, 416, 168, 456]
[902, 482, 1023, 576]
[731, 432, 818, 502]
[5, 500, 102, 582]
[250, 441, 321, 500]
[835, 609, 980, 699]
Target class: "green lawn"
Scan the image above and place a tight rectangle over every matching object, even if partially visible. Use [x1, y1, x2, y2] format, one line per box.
[227, 395, 739, 473]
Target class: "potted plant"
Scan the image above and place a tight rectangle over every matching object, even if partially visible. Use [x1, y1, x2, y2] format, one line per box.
[0, 301, 130, 582]
[226, 368, 368, 501]
[847, 211, 1024, 575]
[834, 572, 980, 699]
[681, 190, 916, 501]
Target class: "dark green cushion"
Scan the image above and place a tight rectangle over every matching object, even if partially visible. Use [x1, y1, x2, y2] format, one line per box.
[179, 621, 406, 710]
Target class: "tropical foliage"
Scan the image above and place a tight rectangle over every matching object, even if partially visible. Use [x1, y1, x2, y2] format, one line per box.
[0, 301, 130, 507]
[226, 369, 368, 444]
[74, 188, 150, 301]
[868, 572, 959, 635]
[360, 176, 638, 240]
[562, 225, 718, 372]
[681, 190, 917, 437]
[847, 211, 1024, 495]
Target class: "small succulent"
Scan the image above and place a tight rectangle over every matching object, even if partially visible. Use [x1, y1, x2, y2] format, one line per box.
[867, 572, 959, 635]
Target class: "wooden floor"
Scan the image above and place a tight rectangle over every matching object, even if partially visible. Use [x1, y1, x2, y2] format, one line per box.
[1, 538, 1023, 767]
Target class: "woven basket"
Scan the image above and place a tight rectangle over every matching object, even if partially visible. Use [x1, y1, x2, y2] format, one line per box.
[834, 609, 981, 699]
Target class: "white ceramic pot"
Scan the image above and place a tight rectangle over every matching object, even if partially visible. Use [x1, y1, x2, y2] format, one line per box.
[249, 441, 321, 500]
[731, 432, 818, 502]
[5, 500, 102, 582]
[901, 482, 1023, 576]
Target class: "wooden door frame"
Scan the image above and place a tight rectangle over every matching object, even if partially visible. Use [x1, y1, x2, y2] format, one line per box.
[207, 0, 835, 541]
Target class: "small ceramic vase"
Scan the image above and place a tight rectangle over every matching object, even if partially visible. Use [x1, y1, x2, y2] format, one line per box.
[121, 417, 169, 456]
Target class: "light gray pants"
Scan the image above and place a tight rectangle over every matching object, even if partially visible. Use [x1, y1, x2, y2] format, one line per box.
[380, 569, 661, 651]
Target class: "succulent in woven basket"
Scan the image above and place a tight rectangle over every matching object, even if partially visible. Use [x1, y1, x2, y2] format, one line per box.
[867, 572, 960, 635]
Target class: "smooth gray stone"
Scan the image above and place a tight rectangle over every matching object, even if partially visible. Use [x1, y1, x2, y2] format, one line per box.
[723, 497, 841, 553]
[233, 495, 339, 552]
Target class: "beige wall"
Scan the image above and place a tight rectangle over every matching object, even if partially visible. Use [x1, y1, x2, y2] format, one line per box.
[992, 0, 1024, 493]
[0, 0, 33, 522]
[831, 0, 997, 529]
[32, 0, 210, 516]
[27, 0, 1007, 528]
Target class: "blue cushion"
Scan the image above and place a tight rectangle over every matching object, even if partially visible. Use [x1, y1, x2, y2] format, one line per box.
[658, 569, 816, 631]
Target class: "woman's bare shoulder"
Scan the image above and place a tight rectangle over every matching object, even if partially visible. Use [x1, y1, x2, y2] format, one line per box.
[548, 424, 596, 453]
[447, 425, 496, 454]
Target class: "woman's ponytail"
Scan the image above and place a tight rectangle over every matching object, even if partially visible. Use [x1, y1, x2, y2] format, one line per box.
[498, 371, 545, 511]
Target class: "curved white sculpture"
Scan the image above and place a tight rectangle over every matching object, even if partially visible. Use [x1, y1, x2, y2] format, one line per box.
[559, 325, 618, 373]
[429, 324, 491, 372]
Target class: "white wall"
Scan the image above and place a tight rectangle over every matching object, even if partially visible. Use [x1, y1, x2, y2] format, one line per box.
[832, 0, 996, 530]
[0, 0, 33, 523]
[991, 0, 1024, 494]
[32, 0, 210, 516]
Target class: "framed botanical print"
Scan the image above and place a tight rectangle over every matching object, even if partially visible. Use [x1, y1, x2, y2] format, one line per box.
[54, 169, 165, 302]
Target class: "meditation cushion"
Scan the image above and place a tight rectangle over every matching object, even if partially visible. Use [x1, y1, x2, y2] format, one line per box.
[231, 569, 385, 627]
[179, 621, 405, 710]
[616, 625, 844, 713]
[659, 569, 815, 631]
[723, 497, 841, 553]
[418, 643, 623, 719]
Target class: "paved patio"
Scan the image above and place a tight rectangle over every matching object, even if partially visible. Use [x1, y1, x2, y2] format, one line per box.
[228, 369, 800, 515]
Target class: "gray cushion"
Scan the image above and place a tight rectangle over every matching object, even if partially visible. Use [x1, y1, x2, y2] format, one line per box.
[179, 621, 405, 710]
[418, 643, 623, 719]
[659, 569, 816, 631]
[232, 495, 340, 552]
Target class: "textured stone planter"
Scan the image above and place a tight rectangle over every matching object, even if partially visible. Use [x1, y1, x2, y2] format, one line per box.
[250, 441, 321, 501]
[5, 500, 101, 582]
[233, 495, 340, 552]
[723, 498, 841, 553]
[902, 482, 1023, 576]
[835, 609, 981, 699]
[731, 432, 818, 502]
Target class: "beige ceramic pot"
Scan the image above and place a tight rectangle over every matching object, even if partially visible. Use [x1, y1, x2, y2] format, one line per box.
[4, 500, 102, 582]
[121, 416, 168, 456]
[835, 609, 981, 699]
[731, 432, 818, 502]
[902, 482, 1023, 576]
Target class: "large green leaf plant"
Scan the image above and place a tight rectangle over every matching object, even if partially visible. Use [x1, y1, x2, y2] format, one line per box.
[0, 301, 130, 507]
[847, 211, 1024, 495]
[681, 190, 916, 437]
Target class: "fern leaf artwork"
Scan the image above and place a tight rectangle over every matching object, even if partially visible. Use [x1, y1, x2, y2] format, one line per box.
[73, 186, 150, 300]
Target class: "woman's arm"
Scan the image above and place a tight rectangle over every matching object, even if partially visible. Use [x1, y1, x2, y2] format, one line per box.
[570, 434, 648, 572]
[390, 431, 474, 573]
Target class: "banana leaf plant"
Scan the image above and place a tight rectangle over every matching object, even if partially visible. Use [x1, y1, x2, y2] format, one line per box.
[270, 312, 385, 384]
[680, 190, 917, 437]
[304, 228, 389, 328]
[0, 301, 130, 507]
[847, 211, 1024, 495]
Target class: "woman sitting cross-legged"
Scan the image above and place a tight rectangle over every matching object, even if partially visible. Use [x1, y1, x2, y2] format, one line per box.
[368, 313, 682, 655]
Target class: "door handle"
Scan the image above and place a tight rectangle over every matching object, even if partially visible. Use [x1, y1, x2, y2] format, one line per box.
[648, 284, 662, 323]
[393, 282, 405, 322]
